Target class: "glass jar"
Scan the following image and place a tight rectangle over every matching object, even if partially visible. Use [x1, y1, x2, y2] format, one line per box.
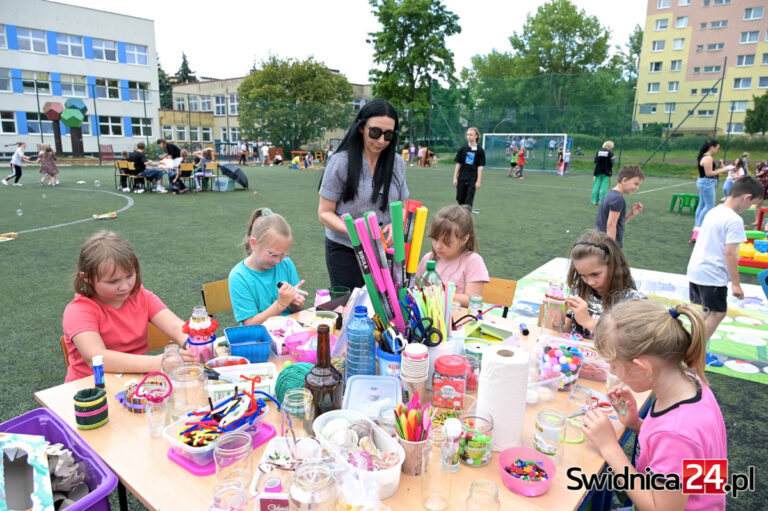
[468, 295, 483, 317]
[161, 342, 184, 376]
[169, 363, 208, 420]
[209, 480, 248, 511]
[432, 355, 468, 409]
[541, 295, 566, 333]
[534, 410, 566, 464]
[213, 431, 253, 487]
[466, 479, 500, 511]
[144, 385, 169, 438]
[281, 388, 314, 440]
[288, 463, 337, 511]
[458, 410, 493, 467]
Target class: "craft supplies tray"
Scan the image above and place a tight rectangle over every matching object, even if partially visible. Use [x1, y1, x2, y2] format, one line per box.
[312, 409, 405, 499]
[341, 375, 402, 421]
[206, 362, 278, 402]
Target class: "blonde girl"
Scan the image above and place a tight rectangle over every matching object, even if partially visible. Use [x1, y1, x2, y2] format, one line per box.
[564, 230, 645, 338]
[415, 205, 489, 307]
[37, 145, 60, 186]
[228, 208, 307, 325]
[62, 231, 194, 382]
[583, 300, 727, 511]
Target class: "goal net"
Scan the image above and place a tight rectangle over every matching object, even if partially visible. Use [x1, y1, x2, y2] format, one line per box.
[483, 133, 570, 172]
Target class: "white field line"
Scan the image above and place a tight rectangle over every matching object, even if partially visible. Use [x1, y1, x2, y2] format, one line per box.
[17, 188, 134, 234]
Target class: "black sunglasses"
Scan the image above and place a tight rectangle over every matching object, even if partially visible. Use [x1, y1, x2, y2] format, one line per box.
[366, 125, 397, 142]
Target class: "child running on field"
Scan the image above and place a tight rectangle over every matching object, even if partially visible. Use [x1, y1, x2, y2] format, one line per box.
[2, 142, 33, 186]
[507, 147, 518, 177]
[415, 205, 489, 307]
[584, 299, 727, 511]
[37, 145, 60, 186]
[62, 231, 195, 382]
[563, 230, 646, 339]
[228, 208, 308, 325]
[514, 150, 525, 179]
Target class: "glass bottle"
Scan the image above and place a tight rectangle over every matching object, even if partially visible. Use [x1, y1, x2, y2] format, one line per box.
[288, 462, 337, 511]
[305, 325, 342, 417]
[466, 479, 500, 511]
[161, 342, 184, 376]
[422, 260, 442, 287]
[440, 418, 462, 474]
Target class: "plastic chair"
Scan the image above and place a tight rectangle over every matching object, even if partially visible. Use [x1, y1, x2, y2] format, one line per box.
[201, 279, 232, 316]
[669, 193, 699, 215]
[481, 277, 517, 318]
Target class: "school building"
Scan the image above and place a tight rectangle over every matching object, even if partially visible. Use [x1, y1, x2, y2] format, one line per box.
[634, 0, 768, 135]
[0, 0, 160, 154]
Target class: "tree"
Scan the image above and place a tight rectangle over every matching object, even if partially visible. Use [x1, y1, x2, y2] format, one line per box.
[237, 56, 353, 150]
[175, 53, 198, 84]
[508, 0, 611, 75]
[745, 92, 768, 135]
[368, 0, 461, 111]
[157, 57, 173, 109]
[610, 24, 643, 78]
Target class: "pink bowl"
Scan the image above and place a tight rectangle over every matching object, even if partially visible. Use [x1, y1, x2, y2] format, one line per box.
[498, 447, 556, 497]
[284, 331, 338, 364]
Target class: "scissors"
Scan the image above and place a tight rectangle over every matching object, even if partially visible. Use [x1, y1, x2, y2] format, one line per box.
[568, 398, 613, 418]
[407, 317, 443, 347]
[381, 324, 407, 354]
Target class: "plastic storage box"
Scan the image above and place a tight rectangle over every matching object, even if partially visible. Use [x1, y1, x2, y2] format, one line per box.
[342, 375, 402, 420]
[225, 325, 273, 363]
[212, 177, 235, 192]
[0, 408, 118, 511]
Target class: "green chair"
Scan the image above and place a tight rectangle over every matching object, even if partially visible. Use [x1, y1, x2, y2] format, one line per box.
[669, 193, 699, 215]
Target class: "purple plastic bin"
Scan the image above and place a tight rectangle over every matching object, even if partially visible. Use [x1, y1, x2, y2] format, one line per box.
[1, 408, 118, 511]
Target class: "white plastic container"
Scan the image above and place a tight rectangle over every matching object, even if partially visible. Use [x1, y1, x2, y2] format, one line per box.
[312, 409, 405, 499]
[526, 375, 567, 406]
[206, 362, 277, 402]
[342, 375, 402, 421]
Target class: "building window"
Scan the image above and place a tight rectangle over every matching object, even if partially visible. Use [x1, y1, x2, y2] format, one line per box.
[639, 103, 658, 114]
[125, 44, 148, 65]
[664, 102, 676, 113]
[673, 38, 684, 50]
[17, 27, 46, 53]
[220, 127, 227, 140]
[693, 66, 700, 73]
[710, 20, 728, 28]
[0, 68, 11, 92]
[668, 81, 679, 92]
[175, 97, 186, 111]
[657, 0, 671, 8]
[188, 96, 198, 112]
[731, 101, 748, 112]
[744, 7, 763, 20]
[707, 42, 725, 51]
[740, 31, 759, 43]
[130, 117, 152, 137]
[650, 61, 663, 72]
[189, 127, 200, 143]
[713, 0, 731, 4]
[0, 25, 6, 49]
[726, 122, 744, 134]
[675, 16, 688, 28]
[696, 45, 703, 52]
[202, 127, 212, 142]
[22, 71, 50, 95]
[98, 116, 122, 136]
[763, 53, 768, 65]
[228, 94, 238, 115]
[737, 54, 755, 66]
[655, 19, 669, 30]
[230, 127, 240, 141]
[162, 125, 173, 140]
[175, 126, 186, 141]
[704, 65, 722, 73]
[0, 111, 15, 133]
[128, 82, 149, 102]
[703, 0, 709, 6]
[690, 88, 698, 95]
[670, 59, 682, 71]
[699, 22, 707, 29]
[652, 40, 666, 51]
[647, 82, 661, 93]
[214, 95, 226, 116]
[701, 87, 718, 95]
[200, 95, 211, 111]
[95, 78, 120, 99]
[697, 110, 714, 117]
[26, 112, 53, 134]
[60, 74, 87, 97]
[734, 77, 752, 89]
[56, 34, 83, 57]
[92, 39, 117, 61]
[759, 76, 768, 88]
[678, 0, 690, 4]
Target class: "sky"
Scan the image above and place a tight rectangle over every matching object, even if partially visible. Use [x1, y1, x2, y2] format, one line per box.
[55, 0, 647, 84]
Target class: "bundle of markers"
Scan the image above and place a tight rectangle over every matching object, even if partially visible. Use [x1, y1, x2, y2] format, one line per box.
[394, 392, 432, 442]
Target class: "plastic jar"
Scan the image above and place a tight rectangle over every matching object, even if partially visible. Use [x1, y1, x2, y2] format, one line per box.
[458, 410, 494, 467]
[468, 295, 483, 317]
[432, 355, 468, 408]
[464, 343, 484, 391]
[534, 410, 566, 464]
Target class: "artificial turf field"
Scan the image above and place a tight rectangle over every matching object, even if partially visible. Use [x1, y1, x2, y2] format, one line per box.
[0, 162, 764, 509]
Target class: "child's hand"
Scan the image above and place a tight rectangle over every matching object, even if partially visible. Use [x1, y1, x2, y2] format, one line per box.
[582, 408, 617, 455]
[564, 296, 589, 325]
[452, 178, 458, 187]
[382, 224, 393, 246]
[607, 387, 640, 430]
[631, 202, 643, 215]
[732, 283, 744, 300]
[278, 280, 308, 309]
[179, 348, 198, 363]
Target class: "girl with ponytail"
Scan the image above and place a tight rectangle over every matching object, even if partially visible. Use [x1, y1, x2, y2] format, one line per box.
[583, 300, 727, 510]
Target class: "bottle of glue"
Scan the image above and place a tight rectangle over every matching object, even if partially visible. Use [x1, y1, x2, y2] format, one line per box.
[92, 355, 105, 388]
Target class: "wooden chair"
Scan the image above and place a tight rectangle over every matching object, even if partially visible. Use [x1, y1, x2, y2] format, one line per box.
[481, 277, 517, 318]
[177, 162, 196, 192]
[201, 279, 232, 316]
[200, 161, 219, 191]
[59, 324, 171, 369]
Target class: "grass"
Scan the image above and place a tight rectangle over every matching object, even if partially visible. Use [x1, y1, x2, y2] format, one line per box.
[0, 163, 765, 509]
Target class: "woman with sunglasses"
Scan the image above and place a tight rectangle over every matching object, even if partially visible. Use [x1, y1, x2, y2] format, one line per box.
[318, 99, 409, 289]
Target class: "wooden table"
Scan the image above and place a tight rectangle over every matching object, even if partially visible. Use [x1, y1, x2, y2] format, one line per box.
[35, 323, 649, 511]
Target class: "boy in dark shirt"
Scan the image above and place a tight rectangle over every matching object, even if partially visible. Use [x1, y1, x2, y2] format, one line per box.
[594, 165, 644, 247]
[452, 127, 485, 214]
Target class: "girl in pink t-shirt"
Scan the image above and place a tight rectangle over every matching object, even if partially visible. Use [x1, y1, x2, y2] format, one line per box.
[416, 205, 489, 306]
[583, 300, 727, 511]
[62, 231, 194, 382]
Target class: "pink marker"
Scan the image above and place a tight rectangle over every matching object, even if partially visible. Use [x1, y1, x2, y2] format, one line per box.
[355, 218, 394, 320]
[367, 214, 406, 332]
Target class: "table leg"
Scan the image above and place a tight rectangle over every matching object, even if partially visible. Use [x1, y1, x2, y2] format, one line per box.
[118, 481, 128, 511]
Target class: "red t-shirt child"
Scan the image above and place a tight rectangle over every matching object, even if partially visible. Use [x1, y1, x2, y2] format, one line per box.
[62, 286, 167, 382]
[518, 152, 525, 167]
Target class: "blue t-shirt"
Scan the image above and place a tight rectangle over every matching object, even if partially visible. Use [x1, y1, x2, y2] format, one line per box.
[228, 258, 300, 323]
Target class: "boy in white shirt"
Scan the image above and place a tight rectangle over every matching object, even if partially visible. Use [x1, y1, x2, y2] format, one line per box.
[687, 176, 763, 366]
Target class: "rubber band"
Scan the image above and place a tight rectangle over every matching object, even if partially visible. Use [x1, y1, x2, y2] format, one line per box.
[74, 395, 107, 408]
[563, 418, 585, 444]
[77, 417, 109, 429]
[74, 403, 109, 417]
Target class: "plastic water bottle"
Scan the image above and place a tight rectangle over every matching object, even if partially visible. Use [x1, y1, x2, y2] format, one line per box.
[345, 306, 376, 379]
[422, 260, 442, 287]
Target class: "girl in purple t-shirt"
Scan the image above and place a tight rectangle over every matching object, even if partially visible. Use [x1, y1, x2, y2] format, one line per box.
[583, 300, 727, 511]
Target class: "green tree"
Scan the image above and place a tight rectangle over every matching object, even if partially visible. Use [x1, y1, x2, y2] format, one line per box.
[368, 0, 461, 111]
[175, 53, 198, 84]
[237, 56, 353, 150]
[745, 92, 768, 135]
[157, 57, 173, 109]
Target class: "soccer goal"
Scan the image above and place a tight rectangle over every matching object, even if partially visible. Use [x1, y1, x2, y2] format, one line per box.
[483, 133, 570, 172]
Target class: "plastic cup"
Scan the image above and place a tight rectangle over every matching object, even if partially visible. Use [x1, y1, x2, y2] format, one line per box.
[329, 285, 351, 300]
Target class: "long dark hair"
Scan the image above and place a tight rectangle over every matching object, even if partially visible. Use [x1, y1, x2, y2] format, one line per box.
[697, 140, 719, 162]
[567, 230, 635, 309]
[320, 99, 399, 211]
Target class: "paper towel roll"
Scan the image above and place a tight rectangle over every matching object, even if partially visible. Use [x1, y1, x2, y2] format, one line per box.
[477, 345, 529, 451]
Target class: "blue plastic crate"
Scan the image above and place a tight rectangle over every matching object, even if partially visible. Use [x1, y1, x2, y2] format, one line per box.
[0, 408, 118, 511]
[225, 324, 272, 363]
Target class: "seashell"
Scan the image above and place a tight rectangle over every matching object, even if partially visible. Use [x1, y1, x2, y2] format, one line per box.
[320, 418, 350, 440]
[328, 428, 358, 450]
[349, 419, 373, 439]
[358, 436, 380, 456]
[348, 450, 374, 471]
[373, 451, 400, 469]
